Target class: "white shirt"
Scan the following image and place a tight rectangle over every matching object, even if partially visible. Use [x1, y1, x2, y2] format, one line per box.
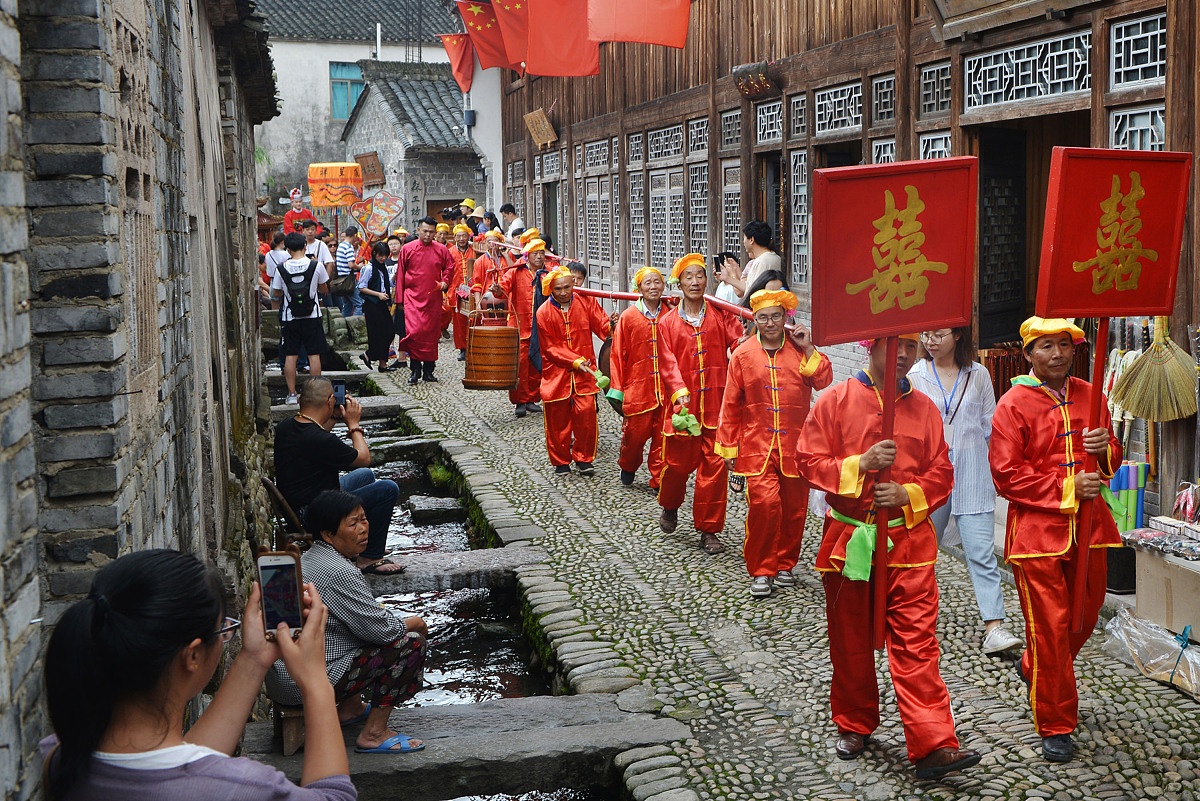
[741, 250, 782, 292]
[94, 743, 226, 769]
[305, 240, 333, 266]
[264, 248, 289, 280]
[271, 257, 329, 322]
[714, 281, 740, 305]
[505, 217, 525, 237]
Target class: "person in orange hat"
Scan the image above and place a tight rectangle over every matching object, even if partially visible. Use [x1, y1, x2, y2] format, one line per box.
[795, 333, 980, 779]
[990, 317, 1120, 764]
[434, 222, 451, 246]
[607, 266, 688, 490]
[470, 230, 512, 322]
[657, 254, 745, 554]
[535, 266, 616, 475]
[499, 239, 546, 418]
[716, 289, 831, 597]
[447, 223, 476, 360]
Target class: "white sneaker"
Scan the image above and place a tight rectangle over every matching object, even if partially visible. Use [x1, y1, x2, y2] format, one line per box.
[749, 576, 773, 597]
[774, 569, 797, 587]
[285, 393, 299, 405]
[982, 624, 1024, 655]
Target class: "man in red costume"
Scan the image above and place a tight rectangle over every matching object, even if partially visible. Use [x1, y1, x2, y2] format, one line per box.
[990, 316, 1121, 764]
[796, 334, 981, 779]
[535, 265, 615, 476]
[657, 254, 744, 554]
[716, 289, 831, 597]
[607, 266, 688, 490]
[499, 238, 546, 418]
[447, 223, 475, 361]
[282, 189, 316, 232]
[396, 217, 453, 384]
[470, 230, 511, 322]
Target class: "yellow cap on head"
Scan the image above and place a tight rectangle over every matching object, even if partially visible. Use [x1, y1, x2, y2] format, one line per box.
[540, 264, 573, 294]
[453, 223, 472, 235]
[1020, 316, 1086, 348]
[522, 238, 547, 254]
[484, 230, 504, 241]
[460, 198, 476, 210]
[671, 253, 706, 282]
[633, 266, 665, 288]
[519, 228, 541, 246]
[435, 222, 451, 233]
[393, 228, 408, 237]
[748, 289, 798, 314]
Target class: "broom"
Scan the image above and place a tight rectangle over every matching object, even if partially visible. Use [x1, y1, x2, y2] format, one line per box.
[1111, 316, 1198, 422]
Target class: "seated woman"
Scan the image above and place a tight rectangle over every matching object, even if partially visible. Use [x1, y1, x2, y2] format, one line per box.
[268, 490, 429, 754]
[41, 549, 352, 800]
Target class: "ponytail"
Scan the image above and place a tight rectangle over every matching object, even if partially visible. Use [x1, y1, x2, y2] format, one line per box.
[43, 550, 224, 799]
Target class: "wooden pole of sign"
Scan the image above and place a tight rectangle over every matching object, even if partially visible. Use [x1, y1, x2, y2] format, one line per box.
[874, 336, 899, 651]
[1070, 316, 1110, 633]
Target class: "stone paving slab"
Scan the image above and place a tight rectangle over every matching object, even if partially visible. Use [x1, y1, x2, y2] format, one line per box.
[270, 395, 422, 421]
[262, 369, 369, 389]
[372, 341, 1200, 801]
[363, 546, 547, 594]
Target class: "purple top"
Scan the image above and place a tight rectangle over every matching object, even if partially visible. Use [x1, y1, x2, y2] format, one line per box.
[39, 737, 356, 801]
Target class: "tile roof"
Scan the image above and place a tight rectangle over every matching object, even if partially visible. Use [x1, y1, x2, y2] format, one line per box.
[343, 61, 471, 152]
[257, 0, 458, 43]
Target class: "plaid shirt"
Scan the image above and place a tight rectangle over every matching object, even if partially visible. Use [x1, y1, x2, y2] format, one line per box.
[265, 541, 406, 705]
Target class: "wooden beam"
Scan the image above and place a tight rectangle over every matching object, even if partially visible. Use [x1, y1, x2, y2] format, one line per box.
[894, 0, 914, 161]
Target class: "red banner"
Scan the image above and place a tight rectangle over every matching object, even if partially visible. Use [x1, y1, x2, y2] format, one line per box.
[1036, 147, 1192, 318]
[586, 0, 690, 48]
[811, 157, 978, 346]
[493, 1, 528, 69]
[456, 1, 513, 71]
[526, 0, 600, 77]
[439, 33, 475, 93]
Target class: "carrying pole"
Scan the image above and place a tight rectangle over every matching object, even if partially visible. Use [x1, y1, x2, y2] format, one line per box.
[873, 336, 899, 651]
[1070, 316, 1110, 632]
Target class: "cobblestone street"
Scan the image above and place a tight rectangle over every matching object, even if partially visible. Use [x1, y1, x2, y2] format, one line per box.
[379, 342, 1200, 801]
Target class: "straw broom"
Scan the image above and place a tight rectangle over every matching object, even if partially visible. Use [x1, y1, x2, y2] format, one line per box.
[1111, 316, 1198, 422]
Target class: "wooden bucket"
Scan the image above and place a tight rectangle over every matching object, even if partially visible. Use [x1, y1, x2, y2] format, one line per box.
[463, 315, 519, 390]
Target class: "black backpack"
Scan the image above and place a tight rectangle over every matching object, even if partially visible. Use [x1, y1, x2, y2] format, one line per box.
[282, 259, 319, 318]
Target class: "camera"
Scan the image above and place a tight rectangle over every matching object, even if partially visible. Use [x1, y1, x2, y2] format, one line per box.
[439, 207, 464, 222]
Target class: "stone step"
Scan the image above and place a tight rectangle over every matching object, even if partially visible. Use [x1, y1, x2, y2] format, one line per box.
[407, 495, 468, 524]
[365, 547, 547, 594]
[242, 694, 689, 801]
[369, 436, 441, 465]
[263, 370, 370, 389]
[270, 395, 418, 422]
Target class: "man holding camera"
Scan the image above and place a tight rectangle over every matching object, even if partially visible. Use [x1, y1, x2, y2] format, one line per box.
[274, 376, 403, 575]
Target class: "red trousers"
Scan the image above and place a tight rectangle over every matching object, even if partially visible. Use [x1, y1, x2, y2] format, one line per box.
[509, 338, 542, 404]
[452, 309, 468, 349]
[619, 407, 665, 488]
[440, 303, 452, 331]
[742, 454, 807, 576]
[543, 393, 598, 466]
[1012, 546, 1108, 736]
[823, 565, 959, 762]
[657, 428, 728, 534]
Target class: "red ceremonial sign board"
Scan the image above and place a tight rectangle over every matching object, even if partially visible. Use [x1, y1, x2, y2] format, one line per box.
[811, 157, 978, 347]
[1036, 147, 1192, 317]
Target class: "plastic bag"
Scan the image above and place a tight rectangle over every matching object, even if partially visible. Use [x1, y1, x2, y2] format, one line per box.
[1102, 609, 1198, 700]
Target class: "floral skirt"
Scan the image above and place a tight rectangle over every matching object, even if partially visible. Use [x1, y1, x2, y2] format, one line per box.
[333, 632, 425, 708]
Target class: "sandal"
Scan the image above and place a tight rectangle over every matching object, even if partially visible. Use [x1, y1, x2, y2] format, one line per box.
[360, 558, 406, 575]
[355, 733, 425, 754]
[699, 532, 726, 554]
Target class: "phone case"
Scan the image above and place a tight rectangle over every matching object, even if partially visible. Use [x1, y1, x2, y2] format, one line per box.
[256, 545, 304, 640]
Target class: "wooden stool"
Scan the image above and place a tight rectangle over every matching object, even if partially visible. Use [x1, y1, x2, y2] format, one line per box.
[272, 704, 305, 756]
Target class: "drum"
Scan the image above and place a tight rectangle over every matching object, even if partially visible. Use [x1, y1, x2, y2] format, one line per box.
[463, 314, 519, 390]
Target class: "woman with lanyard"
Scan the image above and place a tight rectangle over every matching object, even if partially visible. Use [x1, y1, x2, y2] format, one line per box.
[909, 327, 1024, 656]
[357, 241, 396, 373]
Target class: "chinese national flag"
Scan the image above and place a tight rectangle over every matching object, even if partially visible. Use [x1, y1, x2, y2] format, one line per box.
[439, 34, 475, 93]
[526, 0, 600, 77]
[493, 1, 528, 69]
[586, 0, 690, 48]
[456, 1, 512, 71]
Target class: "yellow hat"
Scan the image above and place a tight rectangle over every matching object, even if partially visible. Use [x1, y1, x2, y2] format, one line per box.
[1020, 316, 1086, 348]
[522, 238, 547, 254]
[436, 222, 451, 233]
[748, 289, 799, 314]
[393, 228, 408, 237]
[633, 266, 665, 288]
[483, 229, 504, 241]
[519, 228, 541, 246]
[540, 264, 573, 294]
[453, 223, 472, 235]
[460, 198, 476, 210]
[671, 253, 706, 282]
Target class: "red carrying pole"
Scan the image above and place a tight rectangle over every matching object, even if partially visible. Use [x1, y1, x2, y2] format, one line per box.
[874, 337, 899, 651]
[573, 286, 641, 302]
[1070, 316, 1110, 633]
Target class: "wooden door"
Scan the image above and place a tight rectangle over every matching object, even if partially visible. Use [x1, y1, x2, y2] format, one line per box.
[977, 127, 1027, 347]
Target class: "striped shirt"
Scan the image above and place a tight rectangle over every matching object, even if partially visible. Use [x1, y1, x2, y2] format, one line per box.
[908, 359, 997, 515]
[265, 541, 406, 706]
[335, 240, 357, 278]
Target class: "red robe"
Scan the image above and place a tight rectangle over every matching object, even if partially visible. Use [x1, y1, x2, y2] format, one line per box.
[990, 375, 1122, 737]
[795, 371, 958, 763]
[447, 245, 474, 349]
[608, 303, 687, 484]
[396, 239, 454, 362]
[535, 296, 612, 466]
[283, 208, 316, 232]
[656, 303, 744, 532]
[499, 262, 541, 404]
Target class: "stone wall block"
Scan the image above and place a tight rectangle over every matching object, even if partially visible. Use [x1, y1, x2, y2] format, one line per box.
[31, 366, 123, 400]
[23, 19, 103, 51]
[29, 239, 117, 271]
[41, 330, 125, 365]
[44, 531, 117, 563]
[32, 149, 113, 178]
[17, 0, 101, 18]
[46, 459, 127, 497]
[23, 52, 108, 83]
[27, 116, 114, 146]
[38, 270, 122, 300]
[46, 566, 94, 597]
[2, 580, 37, 644]
[37, 430, 117, 461]
[29, 303, 120, 333]
[40, 395, 126, 430]
[25, 176, 113, 206]
[38, 502, 121, 532]
[0, 398, 29, 448]
[31, 206, 117, 237]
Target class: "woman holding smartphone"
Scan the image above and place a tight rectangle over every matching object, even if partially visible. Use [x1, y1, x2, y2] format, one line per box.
[41, 549, 353, 800]
[357, 241, 396, 373]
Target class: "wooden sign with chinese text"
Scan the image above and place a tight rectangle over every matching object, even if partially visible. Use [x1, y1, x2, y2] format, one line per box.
[524, 109, 557, 148]
[354, 152, 385, 189]
[1036, 147, 1192, 317]
[811, 157, 978, 346]
[307, 162, 363, 208]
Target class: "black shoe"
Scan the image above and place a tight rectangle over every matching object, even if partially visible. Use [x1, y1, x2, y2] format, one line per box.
[575, 461, 595, 476]
[620, 469, 635, 486]
[423, 366, 438, 382]
[515, 404, 527, 418]
[913, 747, 982, 779]
[554, 464, 572, 474]
[408, 371, 420, 385]
[525, 402, 542, 413]
[660, 508, 678, 533]
[360, 353, 371, 369]
[457, 349, 466, 361]
[1042, 734, 1073, 763]
[424, 374, 439, 382]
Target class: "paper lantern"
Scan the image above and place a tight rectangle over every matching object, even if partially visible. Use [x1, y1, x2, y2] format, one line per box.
[307, 162, 363, 208]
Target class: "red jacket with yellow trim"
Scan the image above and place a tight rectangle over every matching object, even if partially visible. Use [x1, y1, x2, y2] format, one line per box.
[658, 304, 744, 433]
[448, 246, 474, 299]
[715, 336, 832, 477]
[796, 372, 952, 573]
[535, 296, 612, 402]
[990, 375, 1122, 560]
[498, 264, 536, 338]
[470, 252, 507, 295]
[607, 304, 687, 417]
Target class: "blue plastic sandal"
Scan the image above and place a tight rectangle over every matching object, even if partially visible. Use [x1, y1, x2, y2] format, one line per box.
[340, 702, 371, 728]
[355, 734, 425, 754]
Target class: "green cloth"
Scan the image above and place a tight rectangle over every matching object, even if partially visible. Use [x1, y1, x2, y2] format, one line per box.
[596, 373, 613, 392]
[830, 509, 902, 581]
[671, 406, 701, 437]
[1100, 483, 1126, 522]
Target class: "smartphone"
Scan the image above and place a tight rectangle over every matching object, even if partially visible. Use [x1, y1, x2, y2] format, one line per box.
[332, 379, 346, 408]
[257, 552, 304, 639]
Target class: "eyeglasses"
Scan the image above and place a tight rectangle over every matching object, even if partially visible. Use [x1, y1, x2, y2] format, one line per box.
[215, 617, 241, 644]
[754, 313, 785, 324]
[922, 331, 953, 342]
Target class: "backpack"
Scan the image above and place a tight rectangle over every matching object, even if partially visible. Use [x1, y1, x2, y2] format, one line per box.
[283, 259, 319, 318]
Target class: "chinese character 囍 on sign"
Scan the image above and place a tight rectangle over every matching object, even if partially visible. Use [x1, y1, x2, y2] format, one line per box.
[1071, 171, 1159, 295]
[845, 184, 948, 314]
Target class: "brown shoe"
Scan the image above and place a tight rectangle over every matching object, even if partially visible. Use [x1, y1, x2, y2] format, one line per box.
[659, 508, 678, 533]
[699, 532, 726, 554]
[835, 732, 869, 760]
[913, 747, 982, 779]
